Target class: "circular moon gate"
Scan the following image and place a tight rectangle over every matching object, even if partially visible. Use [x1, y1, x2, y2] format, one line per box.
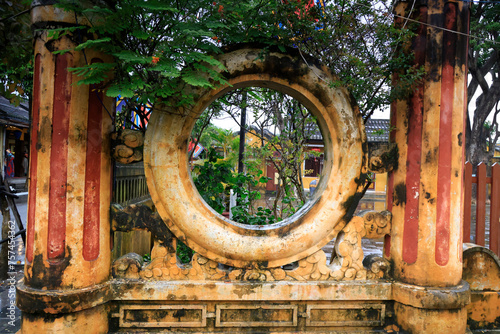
[144, 46, 367, 268]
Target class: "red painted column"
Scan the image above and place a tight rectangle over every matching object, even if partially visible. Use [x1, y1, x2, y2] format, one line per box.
[47, 53, 71, 260]
[388, 0, 470, 332]
[20, 3, 114, 333]
[389, 0, 468, 287]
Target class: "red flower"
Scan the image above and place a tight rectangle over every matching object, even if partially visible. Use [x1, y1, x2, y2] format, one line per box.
[152, 56, 159, 64]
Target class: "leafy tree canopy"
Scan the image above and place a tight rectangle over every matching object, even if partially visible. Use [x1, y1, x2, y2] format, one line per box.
[52, 0, 419, 120]
[0, 0, 32, 105]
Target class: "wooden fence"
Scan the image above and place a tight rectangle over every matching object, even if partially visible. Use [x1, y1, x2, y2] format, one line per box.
[112, 162, 152, 260]
[463, 162, 500, 256]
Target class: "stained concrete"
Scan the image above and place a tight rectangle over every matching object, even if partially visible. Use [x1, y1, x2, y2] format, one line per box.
[0, 195, 27, 333]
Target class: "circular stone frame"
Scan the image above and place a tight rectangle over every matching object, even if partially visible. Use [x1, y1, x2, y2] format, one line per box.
[144, 46, 367, 268]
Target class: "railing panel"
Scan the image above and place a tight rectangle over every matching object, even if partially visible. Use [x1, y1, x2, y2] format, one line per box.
[491, 163, 500, 255]
[463, 162, 472, 243]
[113, 162, 151, 206]
[112, 162, 153, 260]
[476, 163, 487, 246]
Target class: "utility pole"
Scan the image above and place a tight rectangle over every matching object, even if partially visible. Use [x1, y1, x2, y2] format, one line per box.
[238, 90, 247, 174]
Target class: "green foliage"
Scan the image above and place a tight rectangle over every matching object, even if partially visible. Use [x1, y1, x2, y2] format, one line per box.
[469, 1, 500, 67]
[69, 62, 116, 85]
[52, 0, 304, 109]
[372, 125, 397, 136]
[230, 168, 275, 225]
[192, 148, 275, 225]
[2, 0, 422, 120]
[192, 149, 233, 214]
[191, 87, 320, 220]
[0, 0, 32, 104]
[299, 0, 421, 118]
[176, 240, 194, 264]
[47, 0, 419, 118]
[245, 88, 317, 210]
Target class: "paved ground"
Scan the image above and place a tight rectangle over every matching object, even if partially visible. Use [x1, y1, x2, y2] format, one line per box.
[0, 195, 26, 333]
[0, 266, 23, 333]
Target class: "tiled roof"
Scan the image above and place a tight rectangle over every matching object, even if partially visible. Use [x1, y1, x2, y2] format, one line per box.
[365, 119, 390, 142]
[305, 122, 323, 141]
[0, 96, 30, 128]
[305, 118, 390, 143]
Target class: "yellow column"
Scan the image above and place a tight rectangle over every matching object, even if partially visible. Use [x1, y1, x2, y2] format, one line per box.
[18, 3, 113, 332]
[387, 0, 470, 332]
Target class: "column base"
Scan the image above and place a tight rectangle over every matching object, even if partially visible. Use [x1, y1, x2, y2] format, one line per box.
[394, 302, 467, 334]
[21, 304, 108, 334]
[391, 280, 470, 333]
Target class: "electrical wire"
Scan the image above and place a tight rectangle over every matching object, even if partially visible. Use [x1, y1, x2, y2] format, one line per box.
[352, 1, 500, 46]
[457, 0, 500, 3]
[394, 12, 500, 45]
[402, 0, 416, 29]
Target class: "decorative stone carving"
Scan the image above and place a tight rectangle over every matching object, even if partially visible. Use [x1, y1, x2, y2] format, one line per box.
[363, 254, 390, 278]
[112, 210, 392, 281]
[330, 210, 392, 280]
[368, 143, 398, 173]
[112, 253, 144, 279]
[111, 129, 144, 164]
[138, 240, 223, 280]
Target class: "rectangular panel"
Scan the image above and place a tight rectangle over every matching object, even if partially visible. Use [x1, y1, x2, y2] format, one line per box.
[216, 304, 297, 327]
[119, 304, 206, 328]
[306, 303, 385, 327]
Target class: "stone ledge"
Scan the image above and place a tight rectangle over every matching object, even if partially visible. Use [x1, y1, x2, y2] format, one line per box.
[112, 279, 393, 302]
[392, 280, 471, 310]
[17, 279, 472, 314]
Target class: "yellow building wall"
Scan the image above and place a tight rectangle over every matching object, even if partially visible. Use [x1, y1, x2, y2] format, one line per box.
[244, 131, 389, 197]
[374, 173, 387, 193]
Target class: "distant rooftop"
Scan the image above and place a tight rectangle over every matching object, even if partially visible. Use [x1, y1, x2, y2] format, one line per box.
[365, 119, 390, 142]
[305, 118, 390, 143]
[0, 96, 30, 128]
[235, 118, 391, 144]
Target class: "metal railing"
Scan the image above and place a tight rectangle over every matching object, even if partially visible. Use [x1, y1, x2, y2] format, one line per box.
[113, 162, 150, 206]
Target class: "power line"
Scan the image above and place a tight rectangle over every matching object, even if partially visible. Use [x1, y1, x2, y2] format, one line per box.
[393, 12, 500, 45]
[352, 1, 500, 46]
[402, 0, 417, 29]
[457, 0, 500, 3]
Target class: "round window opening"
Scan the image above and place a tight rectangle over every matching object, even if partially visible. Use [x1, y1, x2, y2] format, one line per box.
[189, 87, 325, 228]
[144, 47, 366, 268]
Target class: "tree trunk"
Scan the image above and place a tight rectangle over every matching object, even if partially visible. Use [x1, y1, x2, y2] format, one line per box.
[468, 80, 500, 168]
[238, 91, 247, 174]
